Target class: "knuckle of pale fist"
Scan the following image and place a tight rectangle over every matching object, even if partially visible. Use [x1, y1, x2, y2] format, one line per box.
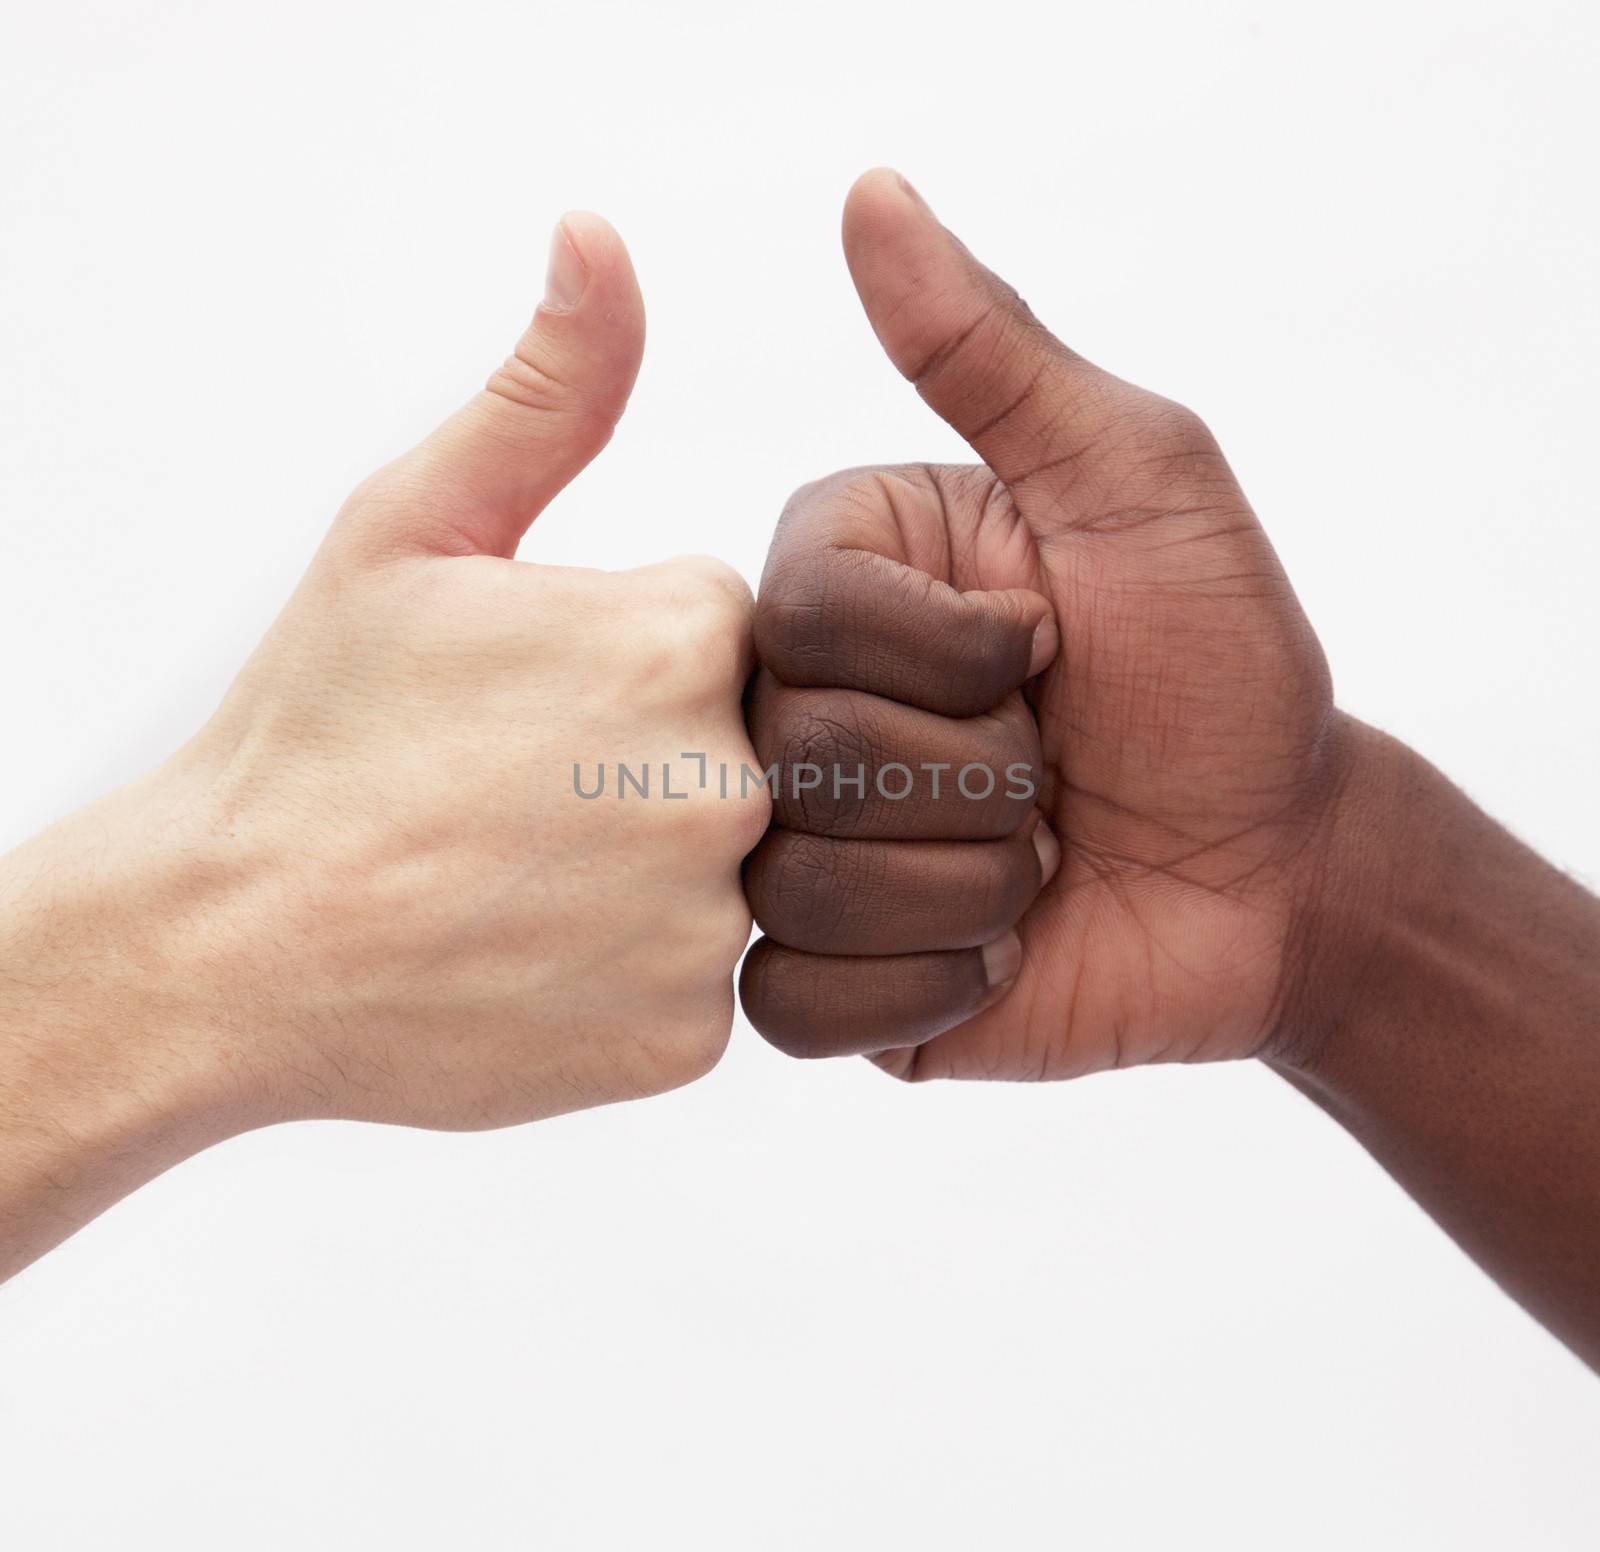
[636, 994, 736, 1093]
[626, 730, 769, 862]
[673, 782, 770, 864]
[679, 1006, 736, 1084]
[710, 893, 757, 969]
[674, 1014, 735, 1086]
[622, 909, 748, 1093]
[731, 778, 775, 854]
[655, 553, 754, 613]
[631, 560, 753, 699]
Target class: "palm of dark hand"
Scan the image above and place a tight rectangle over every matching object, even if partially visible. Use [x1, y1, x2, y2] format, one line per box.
[742, 171, 1346, 1080]
[857, 443, 1339, 1081]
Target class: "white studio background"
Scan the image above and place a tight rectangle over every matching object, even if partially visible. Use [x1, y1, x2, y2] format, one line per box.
[2, 1, 1598, 1547]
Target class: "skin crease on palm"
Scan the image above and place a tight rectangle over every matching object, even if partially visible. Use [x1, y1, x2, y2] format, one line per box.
[740, 169, 1346, 1082]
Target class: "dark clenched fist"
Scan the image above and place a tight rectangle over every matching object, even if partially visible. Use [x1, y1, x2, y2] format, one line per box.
[739, 170, 1347, 1082]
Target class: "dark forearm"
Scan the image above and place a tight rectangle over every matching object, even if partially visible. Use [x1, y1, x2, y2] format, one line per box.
[1271, 719, 1600, 1368]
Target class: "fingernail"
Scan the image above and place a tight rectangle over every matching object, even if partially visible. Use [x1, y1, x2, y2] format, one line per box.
[894, 170, 931, 211]
[981, 930, 1022, 990]
[1028, 614, 1059, 678]
[1032, 819, 1061, 889]
[542, 221, 587, 314]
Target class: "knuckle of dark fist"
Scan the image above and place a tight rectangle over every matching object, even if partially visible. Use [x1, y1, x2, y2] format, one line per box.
[760, 693, 881, 837]
[752, 558, 839, 686]
[744, 830, 861, 946]
[737, 940, 829, 1058]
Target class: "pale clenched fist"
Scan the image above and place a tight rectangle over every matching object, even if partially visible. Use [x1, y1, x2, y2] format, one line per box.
[11, 214, 766, 1144]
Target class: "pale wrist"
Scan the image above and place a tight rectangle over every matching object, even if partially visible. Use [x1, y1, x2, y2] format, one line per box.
[0, 780, 268, 1276]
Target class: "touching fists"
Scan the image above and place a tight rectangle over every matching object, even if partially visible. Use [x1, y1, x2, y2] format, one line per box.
[740, 172, 1345, 1081]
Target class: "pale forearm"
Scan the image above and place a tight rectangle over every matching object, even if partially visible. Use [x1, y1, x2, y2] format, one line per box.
[0, 1029, 216, 1282]
[0, 794, 249, 1280]
[1271, 720, 1600, 1368]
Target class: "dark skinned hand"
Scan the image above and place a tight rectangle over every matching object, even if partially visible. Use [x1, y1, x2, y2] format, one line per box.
[739, 169, 1346, 1081]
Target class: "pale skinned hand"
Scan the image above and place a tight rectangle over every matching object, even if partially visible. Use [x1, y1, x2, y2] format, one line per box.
[0, 214, 766, 1277]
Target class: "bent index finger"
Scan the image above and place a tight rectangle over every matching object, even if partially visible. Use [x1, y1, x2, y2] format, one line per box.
[756, 469, 1056, 718]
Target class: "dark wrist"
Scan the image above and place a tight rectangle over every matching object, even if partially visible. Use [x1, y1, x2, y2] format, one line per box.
[1257, 718, 1600, 1368]
[1264, 711, 1600, 1095]
[1261, 716, 1454, 1082]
